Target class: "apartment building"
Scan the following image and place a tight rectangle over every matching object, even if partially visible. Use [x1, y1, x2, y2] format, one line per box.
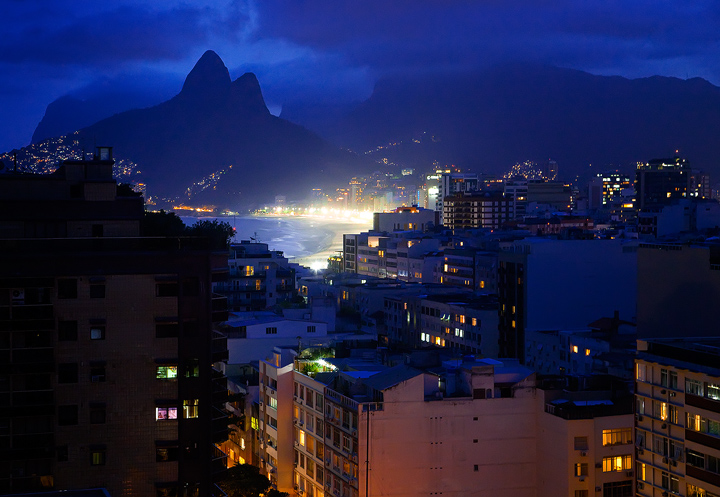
[442, 192, 513, 230]
[635, 339, 720, 497]
[0, 148, 229, 496]
[215, 240, 296, 311]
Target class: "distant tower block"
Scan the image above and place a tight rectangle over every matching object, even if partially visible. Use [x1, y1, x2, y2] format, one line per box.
[544, 159, 558, 180]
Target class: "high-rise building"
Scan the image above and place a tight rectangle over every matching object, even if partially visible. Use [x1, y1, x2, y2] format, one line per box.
[438, 173, 480, 222]
[635, 156, 691, 210]
[442, 192, 513, 230]
[0, 148, 229, 496]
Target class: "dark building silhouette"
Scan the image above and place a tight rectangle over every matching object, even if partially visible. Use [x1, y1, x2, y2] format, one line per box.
[0, 148, 229, 496]
[635, 156, 691, 210]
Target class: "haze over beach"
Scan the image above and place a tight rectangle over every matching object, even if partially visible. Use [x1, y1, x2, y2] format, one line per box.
[183, 214, 372, 268]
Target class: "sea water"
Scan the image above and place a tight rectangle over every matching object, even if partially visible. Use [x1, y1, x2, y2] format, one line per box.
[181, 214, 372, 268]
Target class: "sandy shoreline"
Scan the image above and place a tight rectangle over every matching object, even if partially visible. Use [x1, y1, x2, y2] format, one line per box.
[186, 214, 372, 268]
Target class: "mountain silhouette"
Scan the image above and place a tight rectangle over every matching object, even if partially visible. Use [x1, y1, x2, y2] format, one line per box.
[283, 64, 720, 181]
[68, 50, 368, 207]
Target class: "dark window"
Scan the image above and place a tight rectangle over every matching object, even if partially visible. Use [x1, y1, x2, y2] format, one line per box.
[156, 282, 179, 297]
[91, 224, 104, 237]
[156, 442, 179, 462]
[156, 485, 179, 497]
[89, 284, 105, 298]
[58, 405, 78, 425]
[58, 363, 78, 383]
[57, 279, 77, 299]
[184, 359, 200, 378]
[58, 320, 78, 341]
[90, 363, 106, 383]
[307, 325, 316, 333]
[90, 326, 105, 340]
[602, 481, 632, 497]
[183, 319, 198, 337]
[156, 323, 179, 338]
[57, 445, 69, 462]
[473, 464, 479, 471]
[69, 184, 82, 198]
[183, 277, 200, 296]
[90, 403, 106, 424]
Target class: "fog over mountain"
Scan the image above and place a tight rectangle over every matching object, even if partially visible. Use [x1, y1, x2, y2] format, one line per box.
[283, 64, 720, 180]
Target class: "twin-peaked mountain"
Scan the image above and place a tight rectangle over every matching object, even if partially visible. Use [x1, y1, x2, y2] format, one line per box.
[67, 51, 369, 207]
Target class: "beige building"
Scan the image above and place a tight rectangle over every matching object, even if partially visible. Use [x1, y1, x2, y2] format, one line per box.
[636, 339, 720, 497]
[251, 350, 634, 497]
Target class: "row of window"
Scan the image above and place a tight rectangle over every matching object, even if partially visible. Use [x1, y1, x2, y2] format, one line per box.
[57, 319, 200, 340]
[58, 442, 180, 466]
[637, 365, 720, 402]
[156, 400, 199, 420]
[574, 455, 631, 476]
[58, 361, 198, 383]
[57, 279, 199, 299]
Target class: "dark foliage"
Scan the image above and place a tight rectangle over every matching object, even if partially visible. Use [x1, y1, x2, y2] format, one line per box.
[218, 463, 289, 497]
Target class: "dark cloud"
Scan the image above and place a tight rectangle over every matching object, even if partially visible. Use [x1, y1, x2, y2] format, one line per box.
[1, 0, 719, 152]
[0, 3, 250, 66]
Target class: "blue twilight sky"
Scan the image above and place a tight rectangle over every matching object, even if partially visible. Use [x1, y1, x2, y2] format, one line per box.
[1, 0, 719, 152]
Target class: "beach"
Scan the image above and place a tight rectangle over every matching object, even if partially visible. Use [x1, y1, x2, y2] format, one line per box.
[183, 214, 372, 268]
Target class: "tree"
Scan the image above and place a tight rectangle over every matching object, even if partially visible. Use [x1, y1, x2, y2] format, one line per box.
[140, 210, 186, 237]
[218, 464, 289, 497]
[186, 219, 235, 249]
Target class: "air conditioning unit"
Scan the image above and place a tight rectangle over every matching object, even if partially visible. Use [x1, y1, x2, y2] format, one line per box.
[672, 460, 678, 467]
[580, 451, 587, 457]
[662, 457, 668, 464]
[662, 423, 667, 429]
[579, 476, 585, 482]
[669, 392, 676, 397]
[10, 288, 24, 304]
[626, 471, 633, 477]
[660, 389, 667, 394]
[294, 485, 299, 490]
[638, 448, 644, 455]
[259, 401, 264, 407]
[637, 414, 643, 421]
[294, 419, 298, 425]
[637, 482, 644, 490]
[352, 429, 358, 437]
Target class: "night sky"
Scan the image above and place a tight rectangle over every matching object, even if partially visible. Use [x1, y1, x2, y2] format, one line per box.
[2, 0, 719, 152]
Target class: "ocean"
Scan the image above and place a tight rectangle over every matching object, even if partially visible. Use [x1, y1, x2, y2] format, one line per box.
[181, 214, 372, 268]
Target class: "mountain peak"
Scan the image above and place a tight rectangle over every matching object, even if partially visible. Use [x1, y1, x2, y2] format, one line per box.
[181, 50, 231, 95]
[230, 72, 270, 115]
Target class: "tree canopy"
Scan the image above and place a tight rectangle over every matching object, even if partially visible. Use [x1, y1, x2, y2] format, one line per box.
[218, 464, 289, 497]
[140, 211, 235, 249]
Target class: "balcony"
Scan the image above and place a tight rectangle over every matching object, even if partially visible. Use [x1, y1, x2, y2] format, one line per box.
[211, 331, 229, 363]
[211, 293, 228, 323]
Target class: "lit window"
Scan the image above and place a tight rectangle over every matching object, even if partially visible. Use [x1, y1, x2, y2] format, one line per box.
[156, 407, 178, 420]
[472, 318, 477, 326]
[90, 447, 106, 466]
[244, 266, 254, 276]
[602, 428, 632, 446]
[574, 463, 588, 476]
[156, 365, 178, 379]
[255, 280, 262, 290]
[585, 349, 591, 356]
[90, 326, 105, 340]
[572, 345, 579, 354]
[251, 417, 258, 430]
[183, 399, 199, 419]
[299, 430, 306, 446]
[602, 455, 632, 472]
